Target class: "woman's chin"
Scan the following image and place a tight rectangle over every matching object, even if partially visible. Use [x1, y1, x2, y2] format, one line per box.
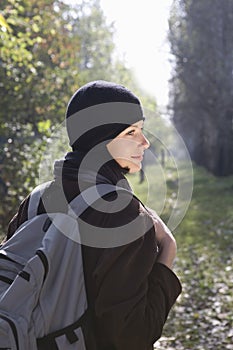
[114, 158, 142, 174]
[128, 163, 142, 174]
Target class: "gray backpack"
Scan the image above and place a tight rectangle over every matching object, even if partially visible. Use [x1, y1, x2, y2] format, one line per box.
[0, 181, 119, 350]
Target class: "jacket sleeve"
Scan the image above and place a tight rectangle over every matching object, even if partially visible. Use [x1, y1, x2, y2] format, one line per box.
[86, 193, 182, 350]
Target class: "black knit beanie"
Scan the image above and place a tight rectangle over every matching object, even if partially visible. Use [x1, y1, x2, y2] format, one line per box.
[66, 80, 144, 152]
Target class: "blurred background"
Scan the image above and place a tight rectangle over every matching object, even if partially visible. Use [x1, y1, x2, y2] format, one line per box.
[0, 0, 232, 348]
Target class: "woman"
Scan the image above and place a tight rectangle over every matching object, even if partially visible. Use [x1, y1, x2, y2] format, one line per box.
[7, 80, 181, 349]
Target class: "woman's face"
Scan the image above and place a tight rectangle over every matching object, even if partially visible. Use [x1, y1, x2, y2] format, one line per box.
[107, 120, 150, 173]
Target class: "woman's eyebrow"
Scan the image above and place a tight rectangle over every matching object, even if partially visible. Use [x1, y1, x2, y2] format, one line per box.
[131, 123, 144, 128]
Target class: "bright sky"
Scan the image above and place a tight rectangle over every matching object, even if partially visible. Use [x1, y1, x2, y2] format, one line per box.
[99, 0, 173, 108]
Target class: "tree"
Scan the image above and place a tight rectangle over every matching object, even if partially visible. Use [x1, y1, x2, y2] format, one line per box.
[0, 0, 117, 232]
[168, 0, 233, 176]
[70, 0, 115, 83]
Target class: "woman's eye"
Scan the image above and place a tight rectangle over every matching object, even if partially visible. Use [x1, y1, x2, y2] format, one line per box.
[127, 129, 135, 135]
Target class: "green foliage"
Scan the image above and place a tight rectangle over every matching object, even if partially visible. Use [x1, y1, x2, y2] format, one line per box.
[71, 0, 115, 83]
[0, 0, 79, 127]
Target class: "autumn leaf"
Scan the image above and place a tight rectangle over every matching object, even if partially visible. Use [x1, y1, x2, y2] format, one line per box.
[0, 13, 12, 32]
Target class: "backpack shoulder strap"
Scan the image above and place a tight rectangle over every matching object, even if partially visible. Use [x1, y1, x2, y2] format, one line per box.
[68, 184, 130, 219]
[28, 182, 131, 220]
[27, 181, 53, 220]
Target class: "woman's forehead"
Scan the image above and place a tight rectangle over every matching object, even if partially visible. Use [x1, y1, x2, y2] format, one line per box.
[131, 120, 144, 128]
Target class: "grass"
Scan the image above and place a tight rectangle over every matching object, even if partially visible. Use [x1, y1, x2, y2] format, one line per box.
[127, 162, 233, 350]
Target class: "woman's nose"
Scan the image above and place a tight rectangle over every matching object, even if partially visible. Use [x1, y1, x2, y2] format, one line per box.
[141, 134, 150, 149]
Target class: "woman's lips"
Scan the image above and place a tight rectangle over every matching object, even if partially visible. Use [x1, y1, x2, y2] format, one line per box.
[131, 155, 143, 161]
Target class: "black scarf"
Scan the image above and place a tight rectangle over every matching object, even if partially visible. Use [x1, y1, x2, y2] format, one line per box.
[53, 149, 132, 192]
